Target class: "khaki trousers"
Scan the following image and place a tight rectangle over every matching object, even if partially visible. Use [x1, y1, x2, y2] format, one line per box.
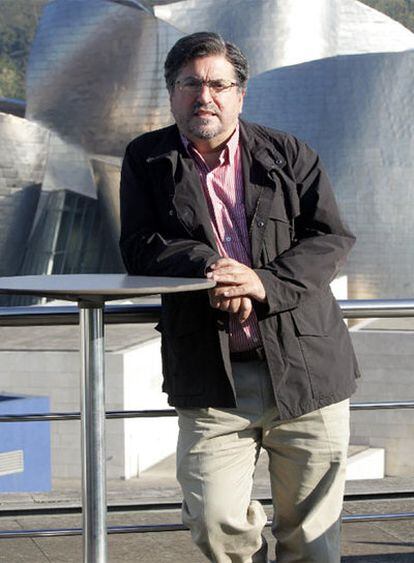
[176, 360, 350, 563]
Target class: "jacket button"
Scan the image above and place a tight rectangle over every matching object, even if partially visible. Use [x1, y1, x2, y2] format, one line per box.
[257, 220, 265, 228]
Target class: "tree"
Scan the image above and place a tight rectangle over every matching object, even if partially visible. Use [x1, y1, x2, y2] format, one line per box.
[360, 0, 414, 32]
[0, 0, 48, 99]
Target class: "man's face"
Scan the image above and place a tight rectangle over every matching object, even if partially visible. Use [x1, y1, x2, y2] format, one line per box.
[169, 55, 245, 148]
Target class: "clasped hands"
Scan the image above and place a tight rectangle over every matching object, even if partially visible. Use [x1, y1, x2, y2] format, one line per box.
[206, 257, 266, 323]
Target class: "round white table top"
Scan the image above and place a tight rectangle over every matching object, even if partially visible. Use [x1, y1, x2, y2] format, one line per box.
[0, 274, 215, 303]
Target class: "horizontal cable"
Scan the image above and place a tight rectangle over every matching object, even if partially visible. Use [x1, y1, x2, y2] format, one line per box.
[350, 401, 414, 410]
[341, 512, 414, 523]
[1, 401, 414, 423]
[1, 512, 414, 539]
[2, 492, 414, 519]
[0, 502, 183, 518]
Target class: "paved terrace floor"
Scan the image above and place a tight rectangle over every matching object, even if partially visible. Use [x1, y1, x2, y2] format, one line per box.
[1, 453, 414, 562]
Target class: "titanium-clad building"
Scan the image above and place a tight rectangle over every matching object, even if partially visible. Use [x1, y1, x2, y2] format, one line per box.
[0, 0, 413, 300]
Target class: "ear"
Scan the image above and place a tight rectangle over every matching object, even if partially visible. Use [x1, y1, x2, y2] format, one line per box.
[238, 88, 246, 113]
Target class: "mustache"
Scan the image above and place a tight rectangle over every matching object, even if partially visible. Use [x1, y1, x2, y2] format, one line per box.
[192, 102, 219, 115]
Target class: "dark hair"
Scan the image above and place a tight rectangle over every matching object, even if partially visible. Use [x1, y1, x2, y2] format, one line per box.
[164, 32, 249, 92]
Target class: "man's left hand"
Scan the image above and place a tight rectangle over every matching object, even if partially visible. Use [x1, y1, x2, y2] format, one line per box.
[206, 257, 266, 303]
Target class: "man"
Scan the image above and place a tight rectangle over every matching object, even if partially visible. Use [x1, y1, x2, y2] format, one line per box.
[120, 31, 360, 563]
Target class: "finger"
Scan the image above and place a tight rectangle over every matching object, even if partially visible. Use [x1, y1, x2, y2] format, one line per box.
[218, 298, 232, 311]
[210, 276, 244, 295]
[211, 285, 242, 297]
[209, 285, 237, 299]
[208, 288, 218, 308]
[210, 273, 248, 285]
[208, 260, 244, 274]
[227, 298, 242, 314]
[221, 285, 250, 298]
[211, 263, 245, 274]
[208, 291, 225, 311]
[207, 267, 237, 279]
[208, 257, 237, 272]
[239, 298, 253, 323]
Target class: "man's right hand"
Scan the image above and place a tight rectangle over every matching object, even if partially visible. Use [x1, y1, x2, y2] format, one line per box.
[208, 291, 253, 324]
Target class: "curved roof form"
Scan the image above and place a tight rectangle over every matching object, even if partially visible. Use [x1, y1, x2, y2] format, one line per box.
[26, 0, 180, 154]
[154, 0, 414, 76]
[26, 0, 414, 155]
[243, 49, 414, 298]
[1, 0, 413, 296]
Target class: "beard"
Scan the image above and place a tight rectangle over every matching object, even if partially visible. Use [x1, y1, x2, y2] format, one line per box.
[174, 102, 224, 140]
[188, 116, 222, 139]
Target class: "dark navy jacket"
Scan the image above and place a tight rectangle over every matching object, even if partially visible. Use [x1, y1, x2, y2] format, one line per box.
[119, 119, 360, 419]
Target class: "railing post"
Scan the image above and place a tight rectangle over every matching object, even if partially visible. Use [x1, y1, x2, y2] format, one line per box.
[79, 301, 107, 563]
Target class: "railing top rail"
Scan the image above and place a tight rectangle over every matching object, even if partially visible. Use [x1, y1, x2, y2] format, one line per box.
[0, 303, 160, 326]
[1, 298, 414, 326]
[339, 298, 414, 318]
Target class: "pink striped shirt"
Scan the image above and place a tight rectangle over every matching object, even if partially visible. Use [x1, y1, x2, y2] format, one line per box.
[181, 126, 262, 352]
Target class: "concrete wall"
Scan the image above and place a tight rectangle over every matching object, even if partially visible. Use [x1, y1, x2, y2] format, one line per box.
[1, 324, 413, 481]
[123, 340, 178, 477]
[350, 330, 414, 477]
[0, 337, 177, 482]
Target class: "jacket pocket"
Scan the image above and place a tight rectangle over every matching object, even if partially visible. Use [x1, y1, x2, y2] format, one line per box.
[269, 192, 290, 223]
[264, 195, 294, 259]
[287, 293, 356, 400]
[289, 291, 340, 336]
[290, 307, 328, 336]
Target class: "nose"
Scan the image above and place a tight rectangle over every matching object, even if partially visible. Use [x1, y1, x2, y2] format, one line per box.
[196, 83, 213, 103]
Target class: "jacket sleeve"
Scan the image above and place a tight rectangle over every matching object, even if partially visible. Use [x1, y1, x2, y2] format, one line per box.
[119, 142, 220, 277]
[255, 138, 355, 314]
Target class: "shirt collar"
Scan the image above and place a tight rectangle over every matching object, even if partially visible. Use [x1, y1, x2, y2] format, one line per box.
[180, 123, 240, 167]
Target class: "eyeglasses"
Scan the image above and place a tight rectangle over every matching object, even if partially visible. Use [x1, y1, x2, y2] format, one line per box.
[175, 77, 239, 95]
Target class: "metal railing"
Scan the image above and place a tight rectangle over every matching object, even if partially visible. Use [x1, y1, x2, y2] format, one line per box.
[1, 298, 414, 540]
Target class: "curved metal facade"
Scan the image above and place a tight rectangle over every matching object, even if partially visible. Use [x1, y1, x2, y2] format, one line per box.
[26, 0, 180, 155]
[243, 50, 414, 299]
[0, 0, 413, 299]
[0, 113, 48, 279]
[154, 0, 414, 75]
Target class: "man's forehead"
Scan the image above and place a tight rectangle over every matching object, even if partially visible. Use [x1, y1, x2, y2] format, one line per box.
[178, 55, 235, 76]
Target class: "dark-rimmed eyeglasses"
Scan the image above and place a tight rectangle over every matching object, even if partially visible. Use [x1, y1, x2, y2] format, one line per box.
[175, 77, 239, 95]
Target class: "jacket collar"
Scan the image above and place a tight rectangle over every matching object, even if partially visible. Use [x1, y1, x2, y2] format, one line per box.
[145, 124, 182, 166]
[239, 119, 286, 171]
[143, 120, 287, 265]
[239, 119, 287, 266]
[144, 119, 286, 168]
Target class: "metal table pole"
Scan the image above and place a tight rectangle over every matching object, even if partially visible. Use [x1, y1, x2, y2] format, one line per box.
[79, 300, 107, 563]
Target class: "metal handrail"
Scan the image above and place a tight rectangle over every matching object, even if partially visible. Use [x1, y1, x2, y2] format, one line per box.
[0, 303, 161, 326]
[1, 298, 414, 541]
[1, 298, 414, 327]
